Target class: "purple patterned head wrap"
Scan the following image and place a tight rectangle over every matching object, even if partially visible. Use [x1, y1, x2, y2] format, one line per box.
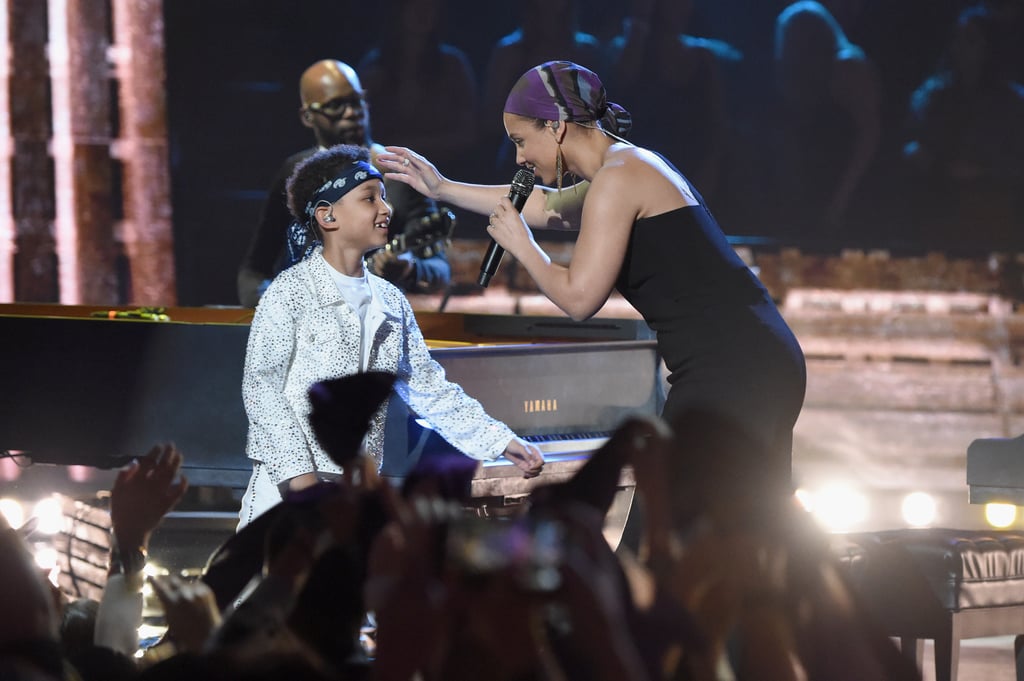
[503, 61, 632, 138]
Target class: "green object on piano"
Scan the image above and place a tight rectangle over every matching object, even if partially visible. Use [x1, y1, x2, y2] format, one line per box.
[89, 306, 170, 322]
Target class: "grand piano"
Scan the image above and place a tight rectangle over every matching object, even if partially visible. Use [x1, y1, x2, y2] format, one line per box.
[0, 304, 660, 542]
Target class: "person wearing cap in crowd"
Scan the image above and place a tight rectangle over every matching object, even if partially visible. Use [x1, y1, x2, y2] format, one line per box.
[237, 59, 452, 308]
[238, 144, 543, 529]
[380, 60, 806, 492]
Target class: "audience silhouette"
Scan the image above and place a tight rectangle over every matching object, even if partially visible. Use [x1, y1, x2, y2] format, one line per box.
[480, 0, 604, 181]
[772, 0, 881, 239]
[356, 0, 480, 182]
[903, 4, 1024, 251]
[607, 0, 738, 201]
[1, 359, 927, 681]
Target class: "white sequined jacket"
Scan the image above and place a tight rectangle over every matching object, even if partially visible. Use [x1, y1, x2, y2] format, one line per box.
[242, 249, 515, 486]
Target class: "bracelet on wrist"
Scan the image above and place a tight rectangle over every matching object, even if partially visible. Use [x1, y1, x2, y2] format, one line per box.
[110, 541, 148, 575]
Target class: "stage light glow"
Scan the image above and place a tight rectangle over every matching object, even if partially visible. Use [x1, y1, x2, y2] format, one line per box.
[811, 484, 868, 532]
[794, 488, 814, 512]
[0, 498, 24, 528]
[143, 562, 164, 578]
[33, 545, 58, 570]
[985, 503, 1017, 528]
[32, 496, 65, 534]
[901, 492, 937, 527]
[67, 465, 94, 483]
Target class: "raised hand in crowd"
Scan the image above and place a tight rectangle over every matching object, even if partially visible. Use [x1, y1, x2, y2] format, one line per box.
[109, 442, 190, 567]
[369, 487, 460, 681]
[206, 456, 394, 678]
[150, 574, 222, 654]
[93, 443, 188, 661]
[540, 502, 652, 681]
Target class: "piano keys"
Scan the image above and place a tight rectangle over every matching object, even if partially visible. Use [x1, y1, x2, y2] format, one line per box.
[385, 313, 659, 548]
[467, 447, 639, 549]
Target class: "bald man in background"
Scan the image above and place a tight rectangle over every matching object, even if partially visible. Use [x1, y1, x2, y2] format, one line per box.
[237, 59, 452, 307]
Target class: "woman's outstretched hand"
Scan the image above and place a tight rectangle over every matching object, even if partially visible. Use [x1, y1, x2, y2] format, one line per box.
[378, 146, 446, 200]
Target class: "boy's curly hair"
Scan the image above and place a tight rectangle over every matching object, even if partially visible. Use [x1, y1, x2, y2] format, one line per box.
[285, 144, 371, 224]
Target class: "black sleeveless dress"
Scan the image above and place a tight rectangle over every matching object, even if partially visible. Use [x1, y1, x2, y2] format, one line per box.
[615, 202, 806, 483]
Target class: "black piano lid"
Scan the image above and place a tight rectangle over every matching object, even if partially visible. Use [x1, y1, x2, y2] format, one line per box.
[0, 314, 250, 477]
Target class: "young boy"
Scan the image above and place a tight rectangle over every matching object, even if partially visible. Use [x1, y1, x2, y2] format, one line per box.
[238, 145, 544, 528]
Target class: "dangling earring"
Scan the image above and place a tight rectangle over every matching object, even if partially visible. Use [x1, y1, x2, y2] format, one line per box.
[555, 144, 564, 193]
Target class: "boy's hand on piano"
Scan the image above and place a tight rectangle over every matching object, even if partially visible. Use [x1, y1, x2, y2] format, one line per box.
[502, 438, 545, 478]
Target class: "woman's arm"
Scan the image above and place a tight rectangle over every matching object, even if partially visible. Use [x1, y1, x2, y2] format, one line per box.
[378, 146, 589, 231]
[526, 181, 589, 230]
[489, 159, 640, 320]
[378, 146, 506, 213]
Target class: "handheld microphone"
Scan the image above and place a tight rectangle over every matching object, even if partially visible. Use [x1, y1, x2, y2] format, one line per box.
[478, 168, 536, 287]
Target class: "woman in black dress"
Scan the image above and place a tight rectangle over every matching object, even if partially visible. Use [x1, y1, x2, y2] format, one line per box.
[380, 60, 805, 489]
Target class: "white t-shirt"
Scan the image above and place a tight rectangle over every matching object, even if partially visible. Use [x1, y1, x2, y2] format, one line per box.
[327, 264, 373, 368]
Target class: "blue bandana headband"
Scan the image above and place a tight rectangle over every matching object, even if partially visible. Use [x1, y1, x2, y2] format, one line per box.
[303, 160, 383, 222]
[286, 160, 383, 268]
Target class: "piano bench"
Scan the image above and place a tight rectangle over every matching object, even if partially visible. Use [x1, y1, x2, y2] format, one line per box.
[834, 528, 1024, 681]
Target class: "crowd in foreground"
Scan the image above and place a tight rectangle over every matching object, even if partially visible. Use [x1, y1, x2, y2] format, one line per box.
[0, 373, 922, 681]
